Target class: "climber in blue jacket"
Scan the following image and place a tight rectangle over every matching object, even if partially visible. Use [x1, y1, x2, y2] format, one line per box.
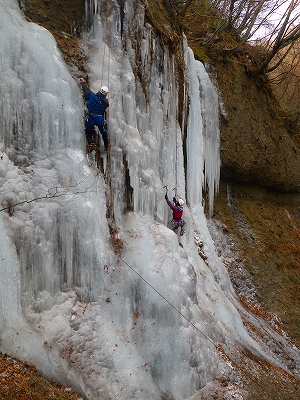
[80, 77, 109, 150]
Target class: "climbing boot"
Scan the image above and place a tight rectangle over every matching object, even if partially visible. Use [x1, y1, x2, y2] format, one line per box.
[89, 142, 96, 152]
[103, 136, 109, 151]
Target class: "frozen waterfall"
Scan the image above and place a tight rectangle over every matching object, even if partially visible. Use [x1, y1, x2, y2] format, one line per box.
[1, 1, 298, 399]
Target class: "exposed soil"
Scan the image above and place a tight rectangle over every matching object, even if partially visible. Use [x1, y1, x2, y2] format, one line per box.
[214, 55, 300, 192]
[212, 181, 300, 349]
[227, 347, 300, 400]
[0, 352, 84, 400]
[206, 180, 300, 399]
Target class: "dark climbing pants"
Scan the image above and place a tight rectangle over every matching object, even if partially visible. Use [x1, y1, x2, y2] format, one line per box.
[85, 115, 109, 149]
[172, 219, 185, 234]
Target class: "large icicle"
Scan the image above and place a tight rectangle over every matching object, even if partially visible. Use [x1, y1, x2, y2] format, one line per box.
[184, 42, 220, 216]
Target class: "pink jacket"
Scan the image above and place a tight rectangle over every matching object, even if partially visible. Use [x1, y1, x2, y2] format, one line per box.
[166, 197, 183, 221]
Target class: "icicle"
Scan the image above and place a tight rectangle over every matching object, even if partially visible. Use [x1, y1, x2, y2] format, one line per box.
[184, 40, 220, 215]
[199, 63, 221, 216]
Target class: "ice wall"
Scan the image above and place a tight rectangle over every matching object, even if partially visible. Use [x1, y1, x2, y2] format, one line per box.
[84, 0, 186, 222]
[1, 1, 298, 399]
[0, 0, 114, 310]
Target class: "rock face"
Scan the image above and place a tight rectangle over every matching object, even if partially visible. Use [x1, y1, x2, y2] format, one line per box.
[215, 57, 300, 192]
[211, 54, 300, 356]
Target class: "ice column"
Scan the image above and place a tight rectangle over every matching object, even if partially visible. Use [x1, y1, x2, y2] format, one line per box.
[185, 44, 220, 215]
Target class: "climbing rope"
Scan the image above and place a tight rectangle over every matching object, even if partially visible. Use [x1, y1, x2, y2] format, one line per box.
[97, 2, 228, 365]
[100, 0, 111, 89]
[97, 3, 217, 350]
[97, 0, 121, 254]
[120, 257, 219, 350]
[96, 0, 220, 363]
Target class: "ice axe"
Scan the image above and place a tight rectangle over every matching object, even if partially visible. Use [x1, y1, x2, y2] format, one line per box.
[172, 187, 178, 203]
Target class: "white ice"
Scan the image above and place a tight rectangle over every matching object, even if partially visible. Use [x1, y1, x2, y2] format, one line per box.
[0, 1, 299, 399]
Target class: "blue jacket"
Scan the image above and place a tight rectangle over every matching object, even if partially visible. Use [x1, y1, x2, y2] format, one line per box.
[85, 91, 109, 115]
[81, 81, 109, 115]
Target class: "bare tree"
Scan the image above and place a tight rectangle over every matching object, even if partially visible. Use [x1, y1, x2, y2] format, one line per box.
[251, 0, 300, 74]
[167, 0, 300, 75]
[167, 0, 194, 16]
[217, 0, 300, 74]
[268, 41, 300, 117]
[179, 0, 194, 16]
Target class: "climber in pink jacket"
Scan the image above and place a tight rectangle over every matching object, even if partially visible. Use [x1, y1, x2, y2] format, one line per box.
[165, 193, 185, 236]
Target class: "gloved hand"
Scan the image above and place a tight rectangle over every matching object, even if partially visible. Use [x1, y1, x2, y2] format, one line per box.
[165, 193, 168, 200]
[173, 196, 176, 203]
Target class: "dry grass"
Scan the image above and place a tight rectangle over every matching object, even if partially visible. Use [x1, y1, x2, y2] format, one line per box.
[0, 352, 84, 400]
